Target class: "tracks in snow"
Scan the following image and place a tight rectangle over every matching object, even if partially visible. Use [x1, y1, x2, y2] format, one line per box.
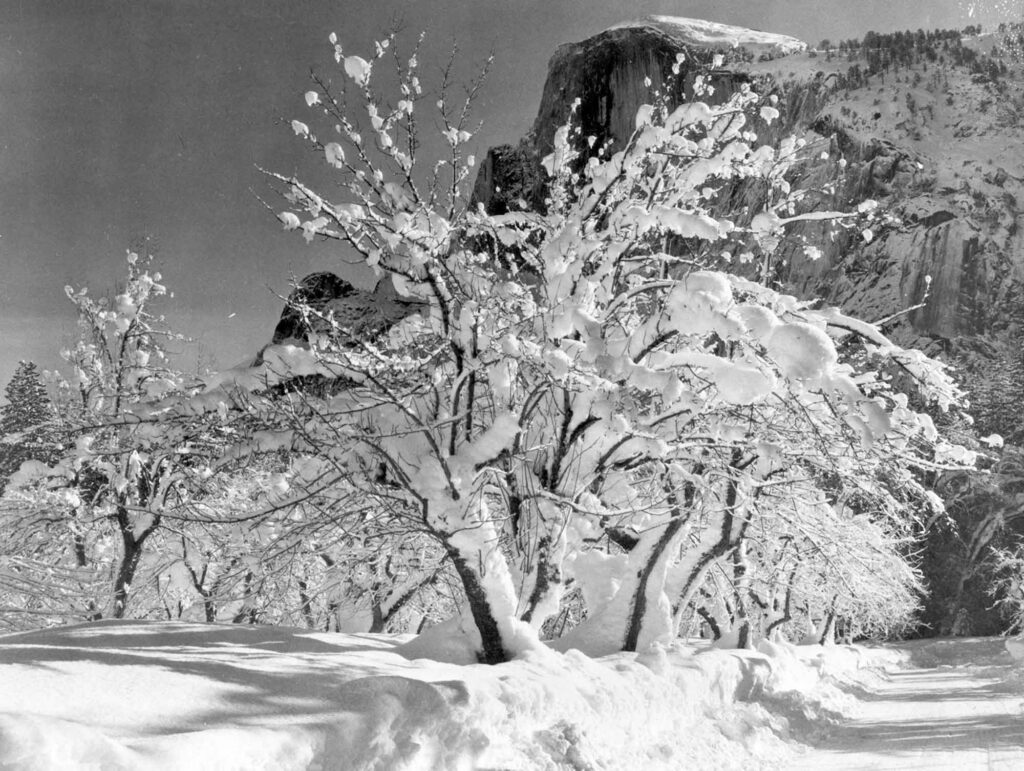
[791, 640, 1024, 770]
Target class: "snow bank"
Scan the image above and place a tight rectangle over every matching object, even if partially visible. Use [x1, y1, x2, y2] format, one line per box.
[0, 621, 896, 770]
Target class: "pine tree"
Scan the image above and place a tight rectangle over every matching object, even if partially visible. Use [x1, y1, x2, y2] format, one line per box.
[0, 360, 58, 490]
[1, 361, 50, 434]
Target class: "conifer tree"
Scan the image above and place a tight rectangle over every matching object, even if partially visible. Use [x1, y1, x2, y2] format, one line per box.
[1, 361, 50, 435]
[0, 361, 58, 490]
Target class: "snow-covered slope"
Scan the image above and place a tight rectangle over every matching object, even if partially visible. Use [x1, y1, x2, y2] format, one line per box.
[0, 620, 894, 771]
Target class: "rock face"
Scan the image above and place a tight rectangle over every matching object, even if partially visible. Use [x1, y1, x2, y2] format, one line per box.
[473, 16, 1024, 353]
[271, 272, 357, 346]
[267, 272, 428, 352]
[473, 18, 798, 214]
[532, 18, 803, 158]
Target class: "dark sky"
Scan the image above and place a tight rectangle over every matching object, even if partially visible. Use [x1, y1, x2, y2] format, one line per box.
[0, 0, 1007, 385]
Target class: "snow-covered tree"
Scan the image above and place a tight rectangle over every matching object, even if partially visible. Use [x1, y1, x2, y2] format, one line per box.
[191, 32, 974, 663]
[687, 484, 925, 646]
[4, 254, 220, 621]
[988, 536, 1024, 634]
[0, 247, 447, 631]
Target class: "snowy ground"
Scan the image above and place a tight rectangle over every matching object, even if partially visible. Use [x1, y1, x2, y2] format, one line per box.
[792, 637, 1024, 769]
[0, 621, 1021, 770]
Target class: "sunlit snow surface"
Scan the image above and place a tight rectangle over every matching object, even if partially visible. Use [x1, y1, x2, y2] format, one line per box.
[0, 620, 899, 770]
[607, 16, 806, 57]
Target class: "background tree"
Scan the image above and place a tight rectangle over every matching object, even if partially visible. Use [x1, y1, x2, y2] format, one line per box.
[0, 361, 61, 493]
[913, 335, 1024, 636]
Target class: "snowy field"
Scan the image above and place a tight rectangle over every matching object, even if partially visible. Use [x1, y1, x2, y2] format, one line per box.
[7, 620, 1020, 770]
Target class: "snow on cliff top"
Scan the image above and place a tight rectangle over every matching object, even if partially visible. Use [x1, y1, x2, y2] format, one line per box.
[608, 16, 806, 56]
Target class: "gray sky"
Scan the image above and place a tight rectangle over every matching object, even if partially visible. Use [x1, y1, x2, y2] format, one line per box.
[0, 0, 1012, 385]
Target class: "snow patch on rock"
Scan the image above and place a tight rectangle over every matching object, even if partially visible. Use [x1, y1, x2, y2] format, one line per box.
[608, 16, 806, 57]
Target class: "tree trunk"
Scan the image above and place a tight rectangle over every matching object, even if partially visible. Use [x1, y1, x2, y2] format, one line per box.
[520, 527, 567, 628]
[368, 597, 386, 634]
[319, 553, 339, 631]
[111, 499, 159, 620]
[70, 518, 101, 621]
[297, 577, 316, 629]
[732, 540, 752, 649]
[431, 497, 536, 663]
[671, 473, 751, 637]
[623, 515, 692, 651]
[370, 573, 435, 633]
[696, 606, 722, 640]
[670, 510, 735, 629]
[446, 545, 511, 665]
[203, 594, 216, 623]
[617, 473, 704, 652]
[820, 604, 837, 645]
[112, 536, 143, 619]
[72, 532, 89, 569]
[764, 568, 798, 640]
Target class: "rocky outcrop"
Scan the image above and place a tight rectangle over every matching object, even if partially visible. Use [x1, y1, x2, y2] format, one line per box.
[473, 18, 802, 216]
[532, 18, 802, 158]
[470, 139, 547, 215]
[261, 272, 428, 362]
[271, 272, 358, 346]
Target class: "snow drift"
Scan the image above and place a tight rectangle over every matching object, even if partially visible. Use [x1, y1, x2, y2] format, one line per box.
[0, 620, 898, 770]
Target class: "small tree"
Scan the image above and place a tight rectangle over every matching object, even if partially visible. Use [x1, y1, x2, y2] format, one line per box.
[6, 253, 223, 621]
